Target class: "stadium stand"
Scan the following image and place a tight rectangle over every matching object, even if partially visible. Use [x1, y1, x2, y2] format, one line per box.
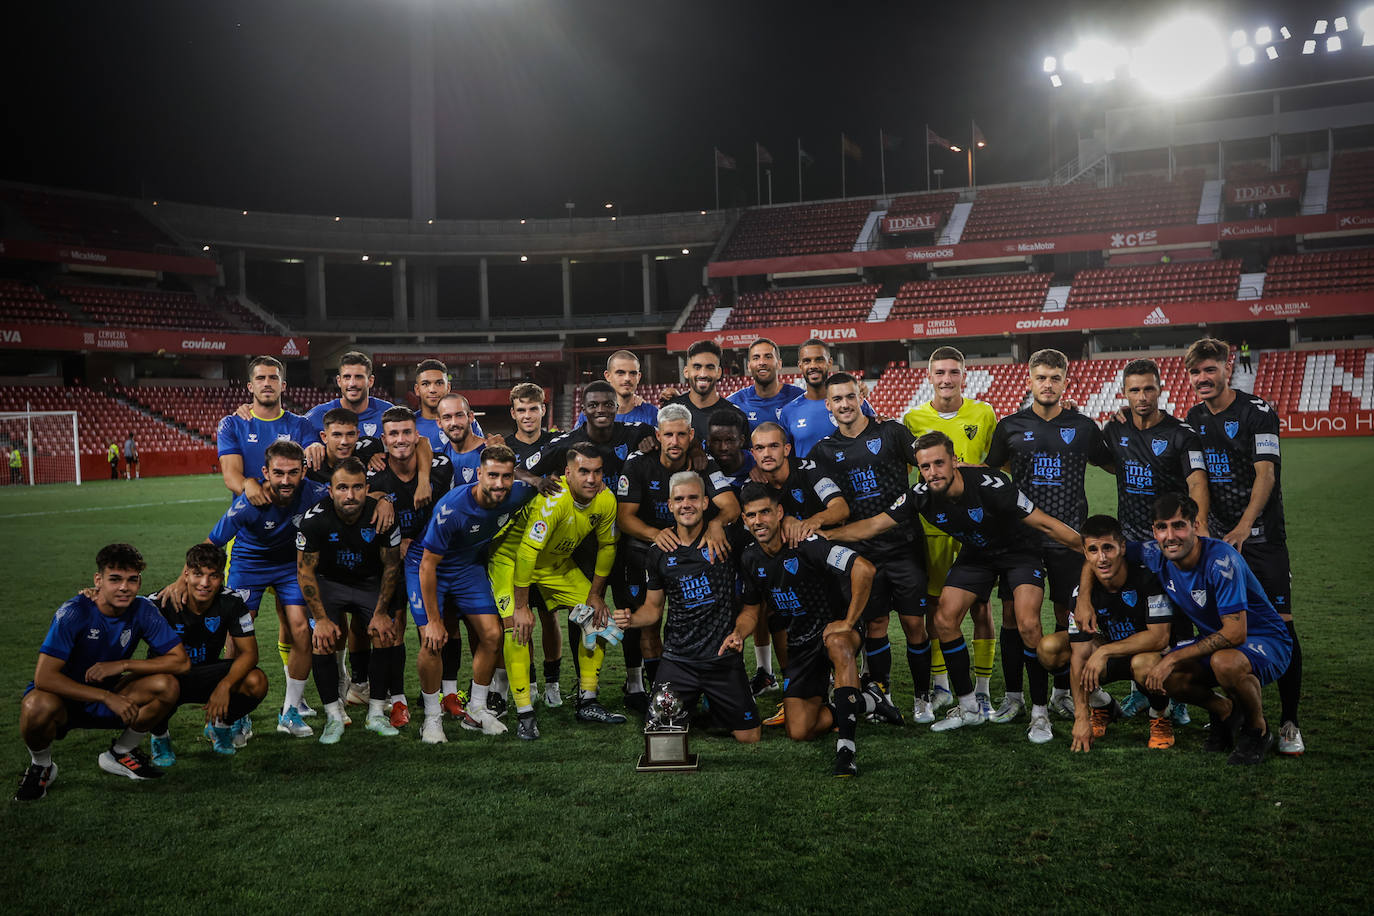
[1327, 150, 1374, 212]
[889, 273, 1053, 319]
[958, 172, 1205, 242]
[883, 191, 960, 223]
[0, 386, 203, 456]
[1065, 259, 1242, 310]
[0, 278, 76, 325]
[1, 188, 177, 251]
[679, 293, 720, 333]
[1253, 348, 1374, 414]
[113, 383, 247, 440]
[1263, 248, 1374, 296]
[1225, 159, 1303, 180]
[719, 199, 875, 260]
[724, 284, 880, 330]
[58, 284, 240, 331]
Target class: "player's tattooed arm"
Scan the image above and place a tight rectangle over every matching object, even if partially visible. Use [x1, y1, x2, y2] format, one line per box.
[296, 551, 326, 621]
[1146, 612, 1246, 691]
[371, 547, 402, 645]
[414, 438, 434, 506]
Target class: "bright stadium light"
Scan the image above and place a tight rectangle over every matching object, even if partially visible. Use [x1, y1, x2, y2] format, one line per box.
[1230, 29, 1247, 48]
[519, 255, 529, 262]
[1255, 26, 1273, 44]
[1363, 6, 1374, 44]
[1335, 16, 1348, 31]
[1049, 73, 1063, 87]
[1266, 45, 1279, 60]
[1238, 46, 1257, 64]
[949, 143, 963, 152]
[1314, 19, 1328, 34]
[361, 254, 369, 261]
[1281, 26, 1292, 39]
[1043, 55, 1057, 72]
[1328, 34, 1342, 51]
[1302, 38, 1316, 53]
[682, 248, 690, 254]
[1063, 37, 1128, 82]
[1130, 14, 1227, 97]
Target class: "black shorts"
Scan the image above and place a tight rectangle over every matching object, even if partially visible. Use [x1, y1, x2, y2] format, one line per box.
[1242, 541, 1293, 616]
[654, 654, 760, 731]
[860, 545, 928, 621]
[782, 639, 832, 700]
[316, 577, 380, 628]
[615, 545, 652, 611]
[1000, 546, 1082, 607]
[1070, 638, 1144, 685]
[175, 659, 236, 706]
[947, 551, 1044, 604]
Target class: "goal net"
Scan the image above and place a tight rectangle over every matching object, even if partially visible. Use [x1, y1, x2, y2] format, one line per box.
[0, 410, 81, 486]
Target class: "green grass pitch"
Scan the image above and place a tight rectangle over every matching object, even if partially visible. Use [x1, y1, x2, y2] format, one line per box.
[1, 439, 1372, 912]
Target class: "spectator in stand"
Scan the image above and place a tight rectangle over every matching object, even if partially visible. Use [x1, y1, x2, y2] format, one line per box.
[124, 433, 140, 480]
[107, 442, 121, 480]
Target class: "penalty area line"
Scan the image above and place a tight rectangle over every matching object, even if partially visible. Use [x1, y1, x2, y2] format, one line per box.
[0, 497, 224, 520]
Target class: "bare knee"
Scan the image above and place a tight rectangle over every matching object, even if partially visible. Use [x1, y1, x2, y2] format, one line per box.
[20, 689, 63, 728]
[242, 668, 269, 699]
[733, 727, 762, 745]
[1210, 649, 1252, 687]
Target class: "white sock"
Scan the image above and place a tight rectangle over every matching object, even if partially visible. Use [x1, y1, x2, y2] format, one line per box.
[29, 746, 52, 768]
[1089, 687, 1114, 708]
[579, 688, 597, 702]
[422, 690, 441, 717]
[325, 700, 346, 722]
[975, 675, 990, 696]
[491, 667, 509, 695]
[959, 692, 979, 713]
[368, 698, 387, 718]
[837, 738, 855, 753]
[390, 693, 407, 706]
[470, 682, 489, 711]
[152, 730, 170, 740]
[283, 676, 307, 713]
[754, 645, 773, 674]
[934, 673, 951, 691]
[1149, 706, 1165, 719]
[441, 679, 458, 697]
[1004, 690, 1024, 703]
[112, 727, 145, 754]
[1052, 686, 1070, 701]
[1031, 703, 1049, 720]
[518, 703, 534, 714]
[625, 667, 644, 693]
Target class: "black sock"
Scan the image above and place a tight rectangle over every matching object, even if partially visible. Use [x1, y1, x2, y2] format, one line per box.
[622, 626, 643, 668]
[941, 636, 974, 696]
[864, 636, 892, 688]
[568, 618, 582, 681]
[906, 640, 931, 698]
[388, 644, 406, 698]
[441, 636, 463, 681]
[349, 648, 370, 684]
[644, 657, 661, 686]
[1000, 627, 1024, 692]
[1024, 647, 1048, 707]
[226, 689, 265, 722]
[833, 686, 861, 744]
[368, 645, 391, 700]
[1052, 625, 1069, 689]
[543, 657, 562, 683]
[1147, 691, 1168, 713]
[312, 653, 341, 704]
[1278, 621, 1301, 727]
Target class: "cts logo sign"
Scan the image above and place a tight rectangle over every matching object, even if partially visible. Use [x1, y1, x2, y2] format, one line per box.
[1109, 229, 1158, 248]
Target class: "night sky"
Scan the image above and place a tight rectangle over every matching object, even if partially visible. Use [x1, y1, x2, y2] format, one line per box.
[3, 1, 1363, 220]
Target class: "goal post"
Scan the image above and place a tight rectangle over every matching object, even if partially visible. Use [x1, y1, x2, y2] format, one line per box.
[0, 410, 81, 486]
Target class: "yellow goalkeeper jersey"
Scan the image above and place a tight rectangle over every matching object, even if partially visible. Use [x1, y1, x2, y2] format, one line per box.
[902, 398, 998, 543]
[489, 486, 618, 586]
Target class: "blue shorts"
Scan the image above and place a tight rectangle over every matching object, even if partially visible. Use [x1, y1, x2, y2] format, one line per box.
[409, 561, 498, 626]
[1175, 633, 1291, 687]
[228, 562, 304, 611]
[24, 682, 126, 737]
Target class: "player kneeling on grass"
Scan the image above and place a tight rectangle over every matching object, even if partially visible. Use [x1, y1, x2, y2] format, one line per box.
[613, 472, 761, 745]
[1039, 516, 1173, 752]
[728, 484, 895, 777]
[296, 458, 404, 745]
[1118, 493, 1292, 766]
[147, 544, 268, 762]
[15, 544, 189, 802]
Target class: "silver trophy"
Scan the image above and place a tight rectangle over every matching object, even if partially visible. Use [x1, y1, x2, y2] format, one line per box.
[636, 682, 699, 772]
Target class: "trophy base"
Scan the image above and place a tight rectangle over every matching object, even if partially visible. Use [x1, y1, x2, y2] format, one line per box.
[636, 753, 699, 772]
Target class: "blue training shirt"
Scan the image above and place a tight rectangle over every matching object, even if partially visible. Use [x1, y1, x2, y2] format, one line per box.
[419, 480, 535, 573]
[778, 394, 876, 458]
[216, 409, 316, 481]
[208, 479, 330, 569]
[416, 415, 486, 451]
[728, 383, 804, 431]
[304, 397, 396, 440]
[36, 594, 181, 685]
[1128, 537, 1289, 644]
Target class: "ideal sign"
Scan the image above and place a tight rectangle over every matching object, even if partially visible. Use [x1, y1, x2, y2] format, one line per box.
[882, 212, 941, 235]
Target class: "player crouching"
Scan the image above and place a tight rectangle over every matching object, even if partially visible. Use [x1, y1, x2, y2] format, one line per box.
[1041, 516, 1173, 752]
[15, 544, 189, 801]
[148, 545, 269, 762]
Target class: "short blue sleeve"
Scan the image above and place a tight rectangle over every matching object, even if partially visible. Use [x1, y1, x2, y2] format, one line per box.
[137, 600, 183, 656]
[216, 415, 242, 458]
[38, 600, 81, 661]
[208, 497, 253, 546]
[1125, 540, 1162, 573]
[1208, 545, 1248, 616]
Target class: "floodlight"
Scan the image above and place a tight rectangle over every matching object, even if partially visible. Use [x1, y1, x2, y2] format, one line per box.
[1043, 55, 1057, 73]
[1238, 46, 1256, 64]
[1314, 19, 1328, 34]
[1327, 35, 1342, 51]
[682, 249, 690, 254]
[950, 144, 963, 152]
[1302, 39, 1316, 53]
[1063, 38, 1128, 83]
[1280, 26, 1291, 39]
[1050, 74, 1063, 87]
[1230, 29, 1247, 48]
[1266, 45, 1278, 60]
[361, 254, 369, 261]
[1130, 14, 1227, 97]
[1335, 16, 1348, 31]
[520, 255, 529, 262]
[1360, 6, 1374, 33]
[1255, 26, 1272, 44]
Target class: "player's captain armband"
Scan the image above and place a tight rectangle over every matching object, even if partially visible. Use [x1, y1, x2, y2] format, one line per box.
[825, 544, 856, 571]
[529, 519, 549, 544]
[1254, 433, 1280, 457]
[1015, 490, 1034, 514]
[1147, 593, 1172, 621]
[295, 533, 307, 550]
[616, 475, 630, 497]
[814, 476, 840, 501]
[1187, 450, 1206, 471]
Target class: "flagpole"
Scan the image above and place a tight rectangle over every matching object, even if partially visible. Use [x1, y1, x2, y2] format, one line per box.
[925, 123, 931, 192]
[767, 169, 773, 205]
[880, 129, 887, 198]
[840, 133, 846, 199]
[797, 138, 803, 202]
[714, 147, 720, 211]
[970, 120, 976, 190]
